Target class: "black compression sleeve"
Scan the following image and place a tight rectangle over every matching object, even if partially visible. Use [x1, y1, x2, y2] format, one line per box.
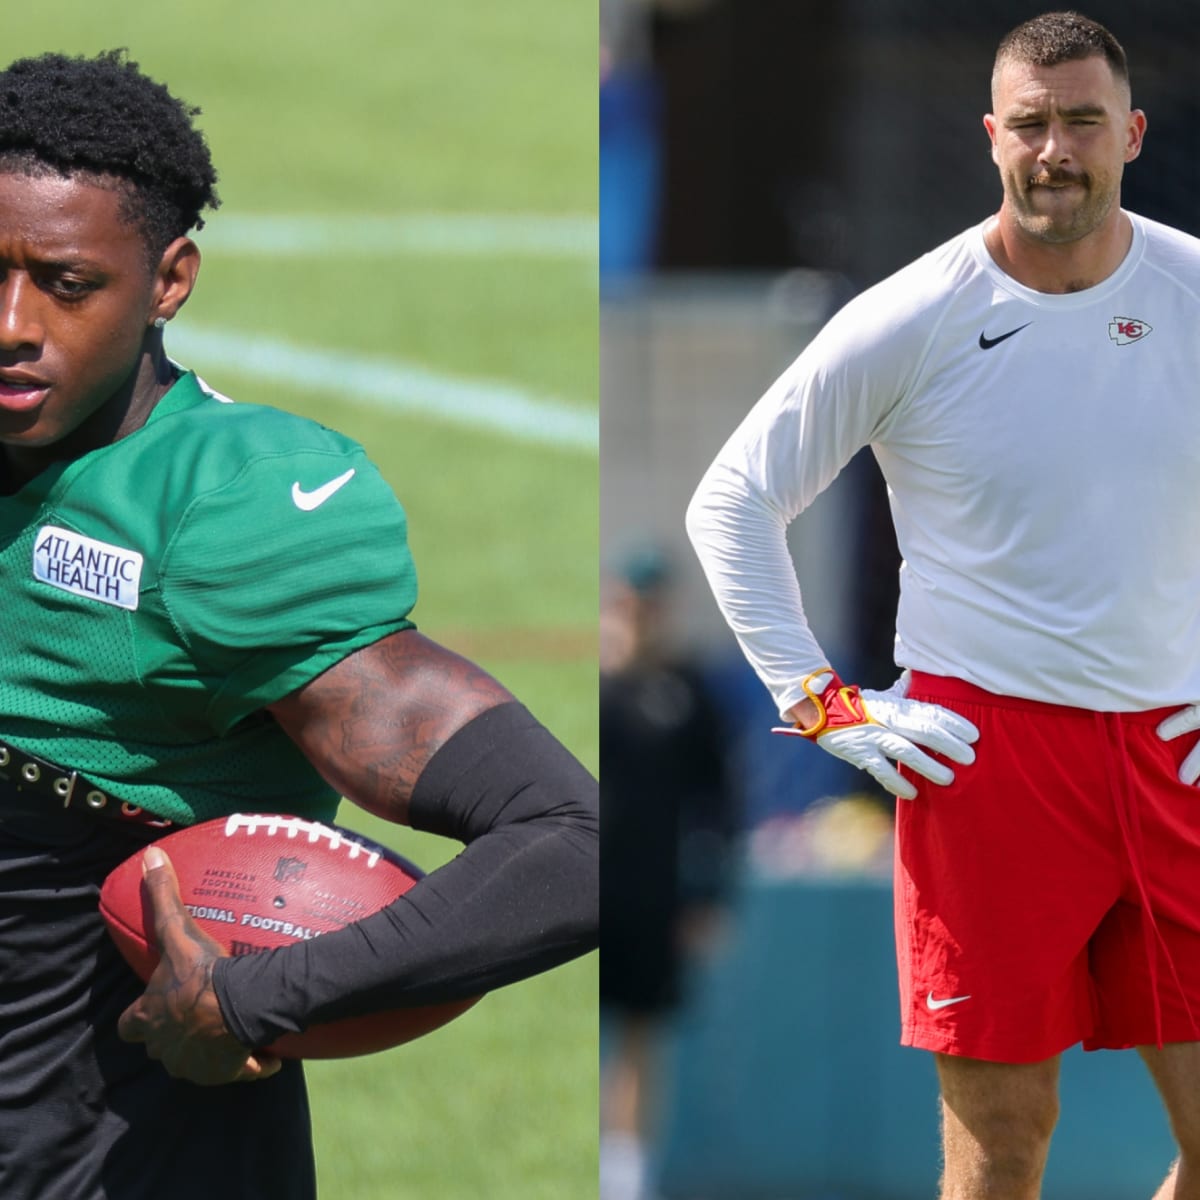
[212, 702, 598, 1048]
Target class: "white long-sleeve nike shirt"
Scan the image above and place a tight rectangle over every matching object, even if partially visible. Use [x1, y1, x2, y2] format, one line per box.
[686, 213, 1200, 716]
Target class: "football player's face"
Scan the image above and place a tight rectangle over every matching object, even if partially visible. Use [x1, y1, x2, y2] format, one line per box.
[985, 55, 1145, 246]
[0, 170, 185, 462]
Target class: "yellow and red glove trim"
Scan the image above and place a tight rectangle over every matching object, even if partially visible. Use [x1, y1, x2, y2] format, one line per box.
[791, 668, 880, 740]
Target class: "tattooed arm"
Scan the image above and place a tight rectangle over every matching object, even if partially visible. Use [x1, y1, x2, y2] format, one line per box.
[119, 630, 598, 1081]
[266, 629, 515, 824]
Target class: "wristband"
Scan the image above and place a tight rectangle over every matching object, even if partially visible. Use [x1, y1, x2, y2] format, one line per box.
[780, 668, 880, 740]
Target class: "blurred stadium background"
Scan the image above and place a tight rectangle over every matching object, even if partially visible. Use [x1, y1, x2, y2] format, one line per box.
[601, 2, 1199, 1198]
[7, 4, 596, 1199]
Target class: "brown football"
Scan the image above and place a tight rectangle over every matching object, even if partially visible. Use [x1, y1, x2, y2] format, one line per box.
[99, 813, 480, 1058]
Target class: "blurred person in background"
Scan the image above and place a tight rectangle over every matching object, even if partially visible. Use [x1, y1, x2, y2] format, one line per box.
[600, 0, 663, 283]
[600, 0, 713, 286]
[687, 11, 1200, 1199]
[600, 545, 740, 1200]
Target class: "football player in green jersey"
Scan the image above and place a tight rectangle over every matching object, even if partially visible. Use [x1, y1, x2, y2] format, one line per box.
[0, 50, 597, 1200]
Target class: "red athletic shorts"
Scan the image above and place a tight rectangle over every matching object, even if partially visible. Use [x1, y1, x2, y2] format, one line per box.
[895, 672, 1200, 1063]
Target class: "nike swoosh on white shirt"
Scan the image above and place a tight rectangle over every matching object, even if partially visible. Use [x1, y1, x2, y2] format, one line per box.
[291, 467, 356, 511]
[926, 991, 972, 1011]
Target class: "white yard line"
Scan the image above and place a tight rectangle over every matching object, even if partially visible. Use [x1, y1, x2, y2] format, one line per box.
[169, 323, 598, 455]
[196, 212, 598, 260]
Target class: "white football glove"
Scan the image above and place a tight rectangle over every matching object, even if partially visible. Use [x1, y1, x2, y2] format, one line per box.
[1157, 703, 1200, 786]
[773, 668, 980, 801]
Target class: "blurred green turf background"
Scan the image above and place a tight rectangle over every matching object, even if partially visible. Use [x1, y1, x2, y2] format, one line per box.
[5, 4, 596, 1197]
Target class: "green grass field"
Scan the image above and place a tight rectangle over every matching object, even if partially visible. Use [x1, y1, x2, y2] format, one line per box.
[5, 5, 596, 1197]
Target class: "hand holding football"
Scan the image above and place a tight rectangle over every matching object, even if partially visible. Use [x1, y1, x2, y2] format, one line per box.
[101, 814, 481, 1058]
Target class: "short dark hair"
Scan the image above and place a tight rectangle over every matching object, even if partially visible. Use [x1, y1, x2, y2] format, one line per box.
[0, 49, 220, 263]
[993, 11, 1130, 96]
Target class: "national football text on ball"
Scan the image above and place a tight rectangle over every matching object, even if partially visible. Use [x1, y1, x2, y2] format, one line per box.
[184, 903, 323, 941]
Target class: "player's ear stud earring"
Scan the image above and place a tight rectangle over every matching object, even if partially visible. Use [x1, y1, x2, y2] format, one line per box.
[153, 316, 168, 329]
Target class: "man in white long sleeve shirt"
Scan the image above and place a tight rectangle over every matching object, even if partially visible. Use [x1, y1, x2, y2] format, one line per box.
[687, 12, 1200, 1199]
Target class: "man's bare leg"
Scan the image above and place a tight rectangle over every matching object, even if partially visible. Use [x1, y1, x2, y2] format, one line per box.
[936, 1053, 1060, 1200]
[1141, 1043, 1200, 1199]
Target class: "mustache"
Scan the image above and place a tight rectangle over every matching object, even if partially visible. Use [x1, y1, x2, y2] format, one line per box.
[1027, 170, 1088, 188]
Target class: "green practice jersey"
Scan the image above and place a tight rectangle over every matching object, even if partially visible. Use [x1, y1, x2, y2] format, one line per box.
[0, 370, 418, 824]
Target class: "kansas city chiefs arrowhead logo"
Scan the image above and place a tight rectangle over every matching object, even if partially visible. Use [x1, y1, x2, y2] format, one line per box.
[1108, 316, 1152, 345]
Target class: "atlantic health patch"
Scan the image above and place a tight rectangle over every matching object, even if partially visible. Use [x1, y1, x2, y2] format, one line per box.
[33, 525, 144, 610]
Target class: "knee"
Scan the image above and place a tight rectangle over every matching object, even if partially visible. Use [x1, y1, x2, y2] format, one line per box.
[941, 1094, 1059, 1199]
[938, 1058, 1059, 1197]
[964, 1080, 1060, 1142]
[954, 1086, 1059, 1162]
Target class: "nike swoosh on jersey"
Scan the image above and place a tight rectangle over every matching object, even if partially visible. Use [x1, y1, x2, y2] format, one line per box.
[926, 990, 972, 1011]
[978, 323, 1031, 349]
[291, 467, 357, 511]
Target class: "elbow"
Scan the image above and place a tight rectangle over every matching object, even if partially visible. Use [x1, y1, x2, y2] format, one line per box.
[580, 847, 600, 950]
[542, 809, 599, 957]
[559, 815, 599, 952]
[686, 461, 747, 566]
[684, 471, 716, 555]
[684, 487, 703, 548]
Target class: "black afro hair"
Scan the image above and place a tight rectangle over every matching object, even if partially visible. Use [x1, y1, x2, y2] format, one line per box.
[0, 48, 220, 261]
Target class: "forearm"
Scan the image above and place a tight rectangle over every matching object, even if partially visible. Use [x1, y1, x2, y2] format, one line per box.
[212, 702, 598, 1048]
[686, 459, 831, 717]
